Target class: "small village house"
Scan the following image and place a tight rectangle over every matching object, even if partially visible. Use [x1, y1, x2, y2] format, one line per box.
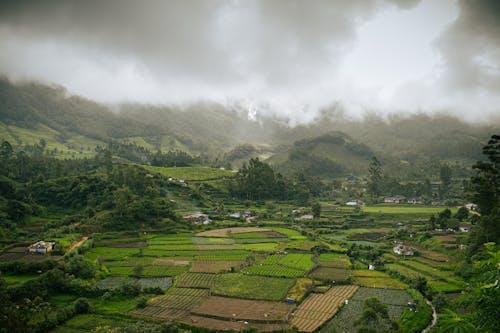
[393, 243, 414, 256]
[384, 196, 405, 204]
[28, 241, 55, 254]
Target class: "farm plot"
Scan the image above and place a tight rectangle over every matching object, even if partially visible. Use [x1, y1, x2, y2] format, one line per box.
[212, 274, 294, 301]
[131, 287, 209, 320]
[235, 243, 279, 251]
[385, 263, 463, 292]
[352, 287, 412, 306]
[229, 231, 287, 239]
[310, 267, 351, 282]
[320, 288, 413, 333]
[84, 247, 139, 261]
[352, 270, 408, 289]
[242, 264, 305, 278]
[181, 316, 289, 332]
[176, 273, 215, 288]
[290, 285, 359, 332]
[104, 257, 154, 266]
[96, 276, 173, 291]
[195, 244, 239, 250]
[152, 258, 190, 266]
[191, 237, 235, 245]
[141, 265, 189, 277]
[190, 261, 245, 273]
[318, 253, 351, 268]
[280, 253, 315, 271]
[191, 296, 295, 322]
[196, 227, 270, 237]
[194, 250, 250, 261]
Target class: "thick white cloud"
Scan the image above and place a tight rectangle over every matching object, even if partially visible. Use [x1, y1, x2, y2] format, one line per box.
[0, 0, 499, 123]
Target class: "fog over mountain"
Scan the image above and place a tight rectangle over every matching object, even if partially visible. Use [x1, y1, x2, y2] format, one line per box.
[0, 0, 499, 124]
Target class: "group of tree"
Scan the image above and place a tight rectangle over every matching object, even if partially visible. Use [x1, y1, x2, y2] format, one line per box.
[229, 158, 324, 204]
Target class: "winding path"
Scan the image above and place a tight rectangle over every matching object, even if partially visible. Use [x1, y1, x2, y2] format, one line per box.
[421, 299, 437, 333]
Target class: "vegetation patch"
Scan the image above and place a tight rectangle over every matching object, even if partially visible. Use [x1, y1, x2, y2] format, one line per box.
[287, 278, 313, 302]
[310, 267, 351, 282]
[189, 261, 245, 273]
[212, 273, 294, 301]
[318, 253, 352, 268]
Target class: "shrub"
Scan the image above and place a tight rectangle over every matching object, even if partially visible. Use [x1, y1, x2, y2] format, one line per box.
[73, 297, 90, 314]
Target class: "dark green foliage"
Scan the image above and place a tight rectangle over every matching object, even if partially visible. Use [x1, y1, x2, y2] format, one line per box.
[312, 202, 321, 218]
[367, 156, 382, 200]
[63, 255, 96, 279]
[455, 206, 469, 221]
[354, 297, 395, 333]
[73, 297, 90, 314]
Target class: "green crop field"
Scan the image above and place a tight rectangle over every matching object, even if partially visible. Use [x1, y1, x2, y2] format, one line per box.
[242, 263, 305, 277]
[143, 166, 234, 181]
[279, 253, 315, 271]
[141, 265, 189, 277]
[212, 273, 294, 301]
[318, 253, 352, 268]
[363, 205, 457, 215]
[271, 227, 307, 240]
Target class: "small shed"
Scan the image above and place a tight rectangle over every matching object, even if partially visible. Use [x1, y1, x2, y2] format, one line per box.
[28, 241, 55, 254]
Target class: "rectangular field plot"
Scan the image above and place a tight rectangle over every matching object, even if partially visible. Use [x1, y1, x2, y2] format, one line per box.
[142, 265, 189, 277]
[291, 285, 359, 332]
[352, 270, 407, 289]
[181, 316, 290, 332]
[318, 253, 351, 268]
[152, 258, 190, 266]
[131, 287, 209, 320]
[196, 227, 271, 237]
[351, 287, 412, 306]
[242, 264, 305, 278]
[310, 267, 351, 282]
[213, 274, 295, 301]
[195, 244, 239, 250]
[235, 243, 279, 251]
[191, 296, 295, 321]
[96, 276, 173, 291]
[177, 273, 215, 288]
[189, 261, 245, 273]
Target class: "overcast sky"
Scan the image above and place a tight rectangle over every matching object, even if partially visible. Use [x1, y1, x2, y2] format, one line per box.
[1, 0, 499, 123]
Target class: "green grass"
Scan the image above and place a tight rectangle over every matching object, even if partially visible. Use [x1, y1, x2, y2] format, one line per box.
[212, 273, 294, 301]
[0, 273, 39, 285]
[143, 166, 234, 181]
[92, 296, 138, 315]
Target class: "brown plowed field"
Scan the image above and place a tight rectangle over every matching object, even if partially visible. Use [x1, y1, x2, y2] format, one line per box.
[291, 285, 359, 332]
